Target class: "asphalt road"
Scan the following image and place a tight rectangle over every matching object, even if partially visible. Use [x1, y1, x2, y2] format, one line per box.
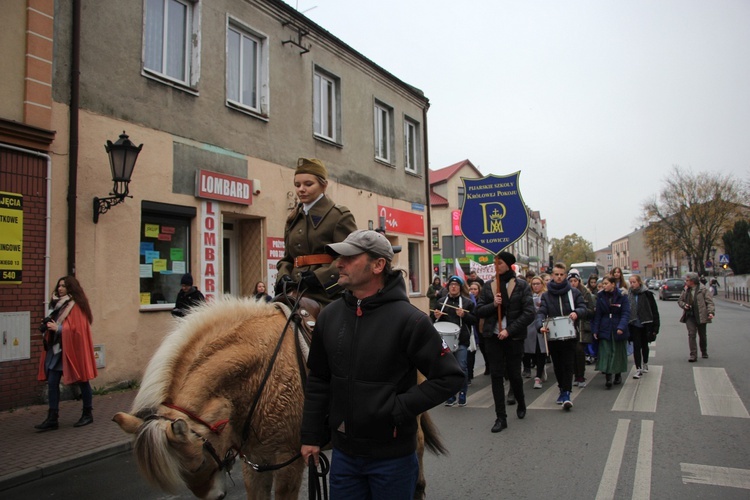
[4, 293, 749, 499]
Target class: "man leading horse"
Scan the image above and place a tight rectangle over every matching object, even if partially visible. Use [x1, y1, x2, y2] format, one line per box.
[300, 229, 464, 499]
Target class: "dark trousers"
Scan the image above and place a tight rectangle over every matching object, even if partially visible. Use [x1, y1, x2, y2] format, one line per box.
[574, 342, 587, 379]
[685, 317, 708, 357]
[330, 448, 418, 500]
[485, 336, 524, 418]
[630, 325, 650, 369]
[548, 339, 576, 392]
[47, 369, 93, 411]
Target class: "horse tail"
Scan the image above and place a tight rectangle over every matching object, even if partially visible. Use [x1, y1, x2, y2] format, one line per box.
[133, 418, 183, 493]
[419, 411, 448, 456]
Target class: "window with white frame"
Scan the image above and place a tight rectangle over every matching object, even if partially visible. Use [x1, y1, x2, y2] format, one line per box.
[408, 241, 421, 294]
[313, 68, 340, 142]
[226, 20, 268, 115]
[404, 117, 420, 174]
[374, 101, 393, 163]
[144, 0, 200, 87]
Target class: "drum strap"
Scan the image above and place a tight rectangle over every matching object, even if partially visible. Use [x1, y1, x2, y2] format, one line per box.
[437, 296, 462, 328]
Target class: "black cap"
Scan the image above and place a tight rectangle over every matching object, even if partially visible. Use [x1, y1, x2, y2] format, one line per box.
[180, 273, 194, 286]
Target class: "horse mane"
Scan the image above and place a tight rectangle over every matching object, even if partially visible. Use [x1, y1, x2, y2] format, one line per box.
[133, 418, 184, 492]
[132, 297, 280, 413]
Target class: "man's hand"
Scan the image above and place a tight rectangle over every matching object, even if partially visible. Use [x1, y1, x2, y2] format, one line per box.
[301, 444, 320, 467]
[493, 293, 503, 306]
[498, 329, 509, 340]
[275, 275, 293, 295]
[569, 312, 578, 321]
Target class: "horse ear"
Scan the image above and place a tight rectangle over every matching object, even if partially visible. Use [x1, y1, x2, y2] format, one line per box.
[170, 419, 190, 440]
[112, 412, 143, 434]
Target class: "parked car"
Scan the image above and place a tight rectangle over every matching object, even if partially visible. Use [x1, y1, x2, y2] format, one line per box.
[659, 278, 685, 300]
[647, 279, 662, 290]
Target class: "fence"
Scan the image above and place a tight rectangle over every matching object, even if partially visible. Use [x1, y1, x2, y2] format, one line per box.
[725, 287, 750, 303]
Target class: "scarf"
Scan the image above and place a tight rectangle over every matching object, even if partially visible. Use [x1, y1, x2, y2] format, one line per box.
[546, 279, 571, 296]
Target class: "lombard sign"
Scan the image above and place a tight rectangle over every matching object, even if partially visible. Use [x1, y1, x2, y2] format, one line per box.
[196, 170, 252, 205]
[459, 172, 529, 256]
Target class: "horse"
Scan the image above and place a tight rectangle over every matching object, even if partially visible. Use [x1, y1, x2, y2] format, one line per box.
[113, 297, 446, 499]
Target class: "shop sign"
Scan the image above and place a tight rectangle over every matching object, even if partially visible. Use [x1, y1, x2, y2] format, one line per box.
[267, 237, 284, 294]
[378, 205, 424, 236]
[201, 201, 219, 301]
[196, 170, 252, 205]
[0, 192, 23, 284]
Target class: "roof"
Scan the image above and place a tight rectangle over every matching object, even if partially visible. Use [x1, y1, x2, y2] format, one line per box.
[430, 190, 448, 206]
[429, 160, 482, 186]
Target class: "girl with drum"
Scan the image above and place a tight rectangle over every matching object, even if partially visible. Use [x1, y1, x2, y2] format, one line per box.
[434, 276, 477, 407]
[591, 276, 631, 388]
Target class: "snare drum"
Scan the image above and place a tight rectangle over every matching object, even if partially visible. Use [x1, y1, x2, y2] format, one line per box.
[434, 321, 461, 349]
[546, 316, 577, 341]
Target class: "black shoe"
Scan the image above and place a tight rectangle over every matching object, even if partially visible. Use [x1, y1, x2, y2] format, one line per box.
[74, 408, 93, 428]
[605, 374, 612, 389]
[689, 356, 697, 362]
[614, 374, 622, 385]
[516, 404, 526, 419]
[34, 410, 59, 431]
[491, 418, 508, 433]
[702, 353, 709, 359]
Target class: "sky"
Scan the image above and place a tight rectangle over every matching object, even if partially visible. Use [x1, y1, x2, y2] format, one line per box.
[292, 0, 750, 250]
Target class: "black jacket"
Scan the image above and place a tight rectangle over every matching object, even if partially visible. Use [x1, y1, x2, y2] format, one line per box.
[300, 270, 463, 459]
[435, 294, 476, 346]
[171, 287, 205, 317]
[535, 281, 587, 334]
[476, 274, 535, 340]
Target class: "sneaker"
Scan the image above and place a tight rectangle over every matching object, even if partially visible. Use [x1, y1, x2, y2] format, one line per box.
[573, 379, 579, 387]
[458, 392, 467, 407]
[562, 391, 573, 410]
[533, 377, 542, 389]
[633, 369, 642, 379]
[702, 353, 709, 359]
[688, 356, 697, 362]
[542, 367, 548, 382]
[444, 396, 457, 407]
[577, 378, 587, 388]
[643, 363, 649, 373]
[556, 391, 565, 405]
[522, 368, 532, 378]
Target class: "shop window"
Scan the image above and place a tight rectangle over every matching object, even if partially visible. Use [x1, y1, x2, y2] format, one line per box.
[408, 241, 421, 294]
[139, 201, 196, 310]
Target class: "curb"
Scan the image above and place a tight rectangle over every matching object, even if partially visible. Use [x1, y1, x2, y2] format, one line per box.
[0, 440, 132, 492]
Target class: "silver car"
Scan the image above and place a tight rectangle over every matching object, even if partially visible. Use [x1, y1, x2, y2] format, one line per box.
[659, 279, 685, 300]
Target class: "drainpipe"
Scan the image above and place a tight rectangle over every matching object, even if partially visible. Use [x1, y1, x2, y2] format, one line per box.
[0, 144, 53, 312]
[67, 0, 81, 275]
[422, 102, 431, 284]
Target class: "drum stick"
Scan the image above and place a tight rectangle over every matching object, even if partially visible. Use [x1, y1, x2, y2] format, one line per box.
[434, 302, 466, 312]
[543, 317, 550, 353]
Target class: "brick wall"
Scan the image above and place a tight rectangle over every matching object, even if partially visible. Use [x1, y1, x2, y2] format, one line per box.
[0, 149, 48, 410]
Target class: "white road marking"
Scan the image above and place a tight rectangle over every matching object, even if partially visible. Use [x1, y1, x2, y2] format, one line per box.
[632, 420, 653, 500]
[596, 418, 630, 500]
[681, 463, 750, 490]
[612, 365, 662, 412]
[693, 367, 749, 418]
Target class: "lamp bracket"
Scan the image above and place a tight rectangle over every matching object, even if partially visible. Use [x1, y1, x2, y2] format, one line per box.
[93, 194, 131, 224]
[281, 20, 310, 54]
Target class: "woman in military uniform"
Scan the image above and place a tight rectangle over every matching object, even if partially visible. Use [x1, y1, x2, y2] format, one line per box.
[276, 158, 357, 305]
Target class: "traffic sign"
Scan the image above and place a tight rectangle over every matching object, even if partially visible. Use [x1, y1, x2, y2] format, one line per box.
[719, 254, 730, 264]
[705, 260, 713, 268]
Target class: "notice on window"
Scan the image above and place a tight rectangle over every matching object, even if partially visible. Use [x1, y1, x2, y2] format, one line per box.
[144, 224, 160, 238]
[170, 248, 184, 261]
[140, 264, 153, 278]
[0, 192, 23, 284]
[172, 261, 186, 274]
[140, 293, 151, 305]
[144, 250, 160, 264]
[152, 259, 167, 273]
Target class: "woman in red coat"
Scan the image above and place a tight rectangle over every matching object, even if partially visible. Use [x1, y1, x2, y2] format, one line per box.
[36, 276, 98, 430]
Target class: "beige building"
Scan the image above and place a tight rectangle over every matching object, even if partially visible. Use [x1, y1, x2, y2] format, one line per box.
[0, 0, 432, 409]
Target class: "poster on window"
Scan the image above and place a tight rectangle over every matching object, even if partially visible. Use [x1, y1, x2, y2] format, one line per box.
[267, 237, 284, 294]
[0, 192, 23, 284]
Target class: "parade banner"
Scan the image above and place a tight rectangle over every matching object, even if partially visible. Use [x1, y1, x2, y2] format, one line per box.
[0, 192, 23, 284]
[459, 172, 529, 256]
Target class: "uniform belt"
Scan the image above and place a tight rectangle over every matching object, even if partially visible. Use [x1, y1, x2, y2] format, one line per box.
[294, 254, 334, 267]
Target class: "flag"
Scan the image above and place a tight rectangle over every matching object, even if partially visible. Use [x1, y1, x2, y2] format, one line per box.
[454, 258, 466, 282]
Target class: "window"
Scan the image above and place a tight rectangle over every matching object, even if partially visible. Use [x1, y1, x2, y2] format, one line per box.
[313, 68, 340, 142]
[431, 227, 440, 251]
[408, 241, 421, 294]
[139, 201, 196, 310]
[374, 101, 393, 163]
[404, 117, 420, 174]
[457, 186, 465, 209]
[227, 20, 268, 115]
[144, 0, 200, 87]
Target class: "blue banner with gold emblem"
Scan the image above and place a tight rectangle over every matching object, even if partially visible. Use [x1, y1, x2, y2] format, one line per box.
[459, 173, 529, 256]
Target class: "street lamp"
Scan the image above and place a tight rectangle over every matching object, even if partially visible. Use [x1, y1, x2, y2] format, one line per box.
[93, 131, 142, 223]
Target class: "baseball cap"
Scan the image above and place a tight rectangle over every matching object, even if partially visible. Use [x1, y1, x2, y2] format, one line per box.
[326, 229, 395, 260]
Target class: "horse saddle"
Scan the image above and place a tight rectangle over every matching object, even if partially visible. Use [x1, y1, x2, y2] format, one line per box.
[272, 293, 321, 346]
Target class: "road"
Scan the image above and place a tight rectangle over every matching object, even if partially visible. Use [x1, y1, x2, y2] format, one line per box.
[4, 294, 749, 499]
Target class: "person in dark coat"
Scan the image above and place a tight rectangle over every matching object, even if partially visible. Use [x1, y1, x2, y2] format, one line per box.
[171, 273, 205, 317]
[592, 276, 631, 388]
[476, 251, 535, 433]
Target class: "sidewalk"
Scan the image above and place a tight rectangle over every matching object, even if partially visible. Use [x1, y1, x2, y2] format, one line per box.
[0, 388, 137, 491]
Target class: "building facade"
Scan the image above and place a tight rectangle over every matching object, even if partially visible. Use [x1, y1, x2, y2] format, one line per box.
[0, 0, 432, 409]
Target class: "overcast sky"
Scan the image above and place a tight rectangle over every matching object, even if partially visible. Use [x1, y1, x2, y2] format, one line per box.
[295, 0, 750, 250]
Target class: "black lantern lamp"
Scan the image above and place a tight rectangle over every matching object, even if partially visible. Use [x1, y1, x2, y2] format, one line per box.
[93, 131, 142, 223]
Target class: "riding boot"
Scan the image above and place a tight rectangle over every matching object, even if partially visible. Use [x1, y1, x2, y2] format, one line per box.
[35, 409, 59, 431]
[74, 407, 94, 427]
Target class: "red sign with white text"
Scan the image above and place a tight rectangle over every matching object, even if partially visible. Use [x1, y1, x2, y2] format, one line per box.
[196, 170, 253, 205]
[452, 210, 462, 236]
[378, 205, 425, 236]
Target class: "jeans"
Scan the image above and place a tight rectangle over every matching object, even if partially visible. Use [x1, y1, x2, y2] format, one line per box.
[47, 370, 93, 411]
[452, 345, 469, 396]
[330, 448, 418, 500]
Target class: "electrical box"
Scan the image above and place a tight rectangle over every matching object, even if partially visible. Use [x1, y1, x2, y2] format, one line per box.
[0, 311, 31, 362]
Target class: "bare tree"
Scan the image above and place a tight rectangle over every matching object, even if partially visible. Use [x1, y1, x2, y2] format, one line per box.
[642, 166, 748, 275]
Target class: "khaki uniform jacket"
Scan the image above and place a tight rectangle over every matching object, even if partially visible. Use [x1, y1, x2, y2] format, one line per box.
[678, 284, 715, 324]
[277, 195, 356, 302]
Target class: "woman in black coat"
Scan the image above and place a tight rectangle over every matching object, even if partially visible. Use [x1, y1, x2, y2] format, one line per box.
[627, 275, 660, 378]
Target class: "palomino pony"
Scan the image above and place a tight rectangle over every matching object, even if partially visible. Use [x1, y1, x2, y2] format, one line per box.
[113, 297, 445, 499]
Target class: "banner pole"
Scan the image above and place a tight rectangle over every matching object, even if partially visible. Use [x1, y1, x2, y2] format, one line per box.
[494, 254, 502, 323]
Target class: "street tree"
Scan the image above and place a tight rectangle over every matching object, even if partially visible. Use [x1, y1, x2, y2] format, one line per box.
[550, 233, 594, 268]
[642, 166, 748, 275]
[722, 220, 750, 275]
